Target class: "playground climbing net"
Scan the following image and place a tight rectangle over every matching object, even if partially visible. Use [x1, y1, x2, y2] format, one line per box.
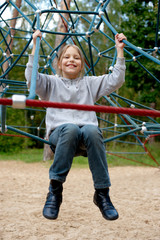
[0, 0, 160, 167]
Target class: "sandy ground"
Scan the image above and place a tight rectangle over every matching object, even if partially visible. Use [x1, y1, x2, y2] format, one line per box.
[0, 160, 160, 240]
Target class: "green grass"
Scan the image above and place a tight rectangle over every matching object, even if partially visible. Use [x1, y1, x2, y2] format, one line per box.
[0, 142, 159, 168]
[107, 142, 160, 168]
[0, 148, 44, 163]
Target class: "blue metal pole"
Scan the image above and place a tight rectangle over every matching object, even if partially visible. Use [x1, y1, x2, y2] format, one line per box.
[104, 127, 142, 143]
[27, 13, 41, 99]
[101, 15, 160, 65]
[6, 125, 50, 145]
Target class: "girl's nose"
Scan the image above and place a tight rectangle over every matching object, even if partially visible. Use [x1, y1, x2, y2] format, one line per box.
[69, 57, 74, 61]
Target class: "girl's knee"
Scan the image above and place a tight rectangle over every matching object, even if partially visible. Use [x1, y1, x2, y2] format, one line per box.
[82, 125, 102, 139]
[61, 124, 81, 138]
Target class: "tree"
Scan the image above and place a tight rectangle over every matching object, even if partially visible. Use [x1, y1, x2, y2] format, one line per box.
[120, 0, 160, 108]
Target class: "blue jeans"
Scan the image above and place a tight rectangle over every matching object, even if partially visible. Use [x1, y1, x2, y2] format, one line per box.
[49, 124, 111, 189]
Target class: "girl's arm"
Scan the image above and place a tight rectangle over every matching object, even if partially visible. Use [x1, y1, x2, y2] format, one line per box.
[87, 33, 127, 100]
[115, 33, 127, 58]
[25, 30, 52, 100]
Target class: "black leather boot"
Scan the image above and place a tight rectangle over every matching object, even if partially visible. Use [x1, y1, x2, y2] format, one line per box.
[43, 180, 63, 220]
[93, 188, 119, 220]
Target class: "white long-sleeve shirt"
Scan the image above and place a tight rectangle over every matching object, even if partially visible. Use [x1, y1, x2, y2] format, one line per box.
[25, 55, 126, 137]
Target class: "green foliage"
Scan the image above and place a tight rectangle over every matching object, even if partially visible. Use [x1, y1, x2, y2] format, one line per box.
[120, 0, 160, 107]
[0, 106, 46, 152]
[0, 107, 32, 152]
[0, 133, 31, 152]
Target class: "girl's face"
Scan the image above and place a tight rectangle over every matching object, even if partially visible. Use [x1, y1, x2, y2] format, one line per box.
[58, 46, 82, 79]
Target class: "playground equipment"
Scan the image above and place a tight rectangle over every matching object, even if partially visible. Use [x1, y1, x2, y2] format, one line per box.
[0, 0, 160, 167]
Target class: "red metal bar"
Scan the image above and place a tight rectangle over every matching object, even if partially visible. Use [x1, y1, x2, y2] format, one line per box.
[0, 98, 160, 117]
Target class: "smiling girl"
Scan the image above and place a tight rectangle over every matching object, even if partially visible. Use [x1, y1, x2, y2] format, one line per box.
[25, 30, 126, 221]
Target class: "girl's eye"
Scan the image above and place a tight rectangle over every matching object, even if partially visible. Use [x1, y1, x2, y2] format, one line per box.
[63, 55, 80, 59]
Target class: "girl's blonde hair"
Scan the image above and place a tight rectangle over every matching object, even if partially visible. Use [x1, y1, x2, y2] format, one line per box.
[57, 44, 85, 78]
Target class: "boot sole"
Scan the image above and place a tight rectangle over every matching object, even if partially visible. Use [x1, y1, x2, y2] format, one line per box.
[43, 211, 58, 220]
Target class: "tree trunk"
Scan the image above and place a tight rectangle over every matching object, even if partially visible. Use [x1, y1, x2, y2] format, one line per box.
[148, 49, 157, 144]
[52, 0, 71, 70]
[43, 143, 54, 161]
[54, 0, 71, 47]
[43, 0, 71, 161]
[2, 0, 22, 74]
[149, 101, 156, 144]
[1, 0, 22, 131]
